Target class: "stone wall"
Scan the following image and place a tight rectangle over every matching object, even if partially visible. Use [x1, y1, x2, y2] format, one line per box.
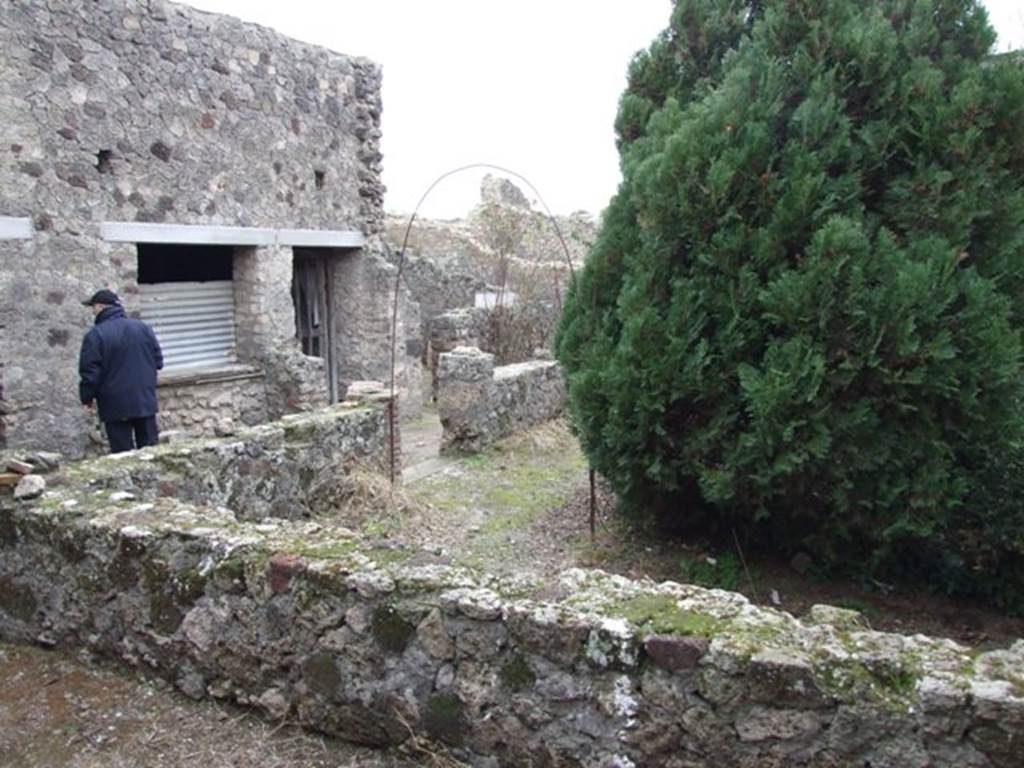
[230, 245, 326, 418]
[1, 480, 1021, 767]
[2, 0, 384, 230]
[0, 0, 417, 456]
[394, 252, 486, 339]
[58, 393, 395, 522]
[384, 215, 491, 321]
[157, 366, 269, 436]
[427, 308, 491, 379]
[424, 303, 565, 400]
[437, 347, 565, 453]
[332, 249, 424, 421]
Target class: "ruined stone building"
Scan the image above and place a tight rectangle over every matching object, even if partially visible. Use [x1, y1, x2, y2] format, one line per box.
[0, 0, 421, 457]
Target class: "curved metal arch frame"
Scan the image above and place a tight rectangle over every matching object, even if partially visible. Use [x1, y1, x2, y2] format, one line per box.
[385, 163, 579, 484]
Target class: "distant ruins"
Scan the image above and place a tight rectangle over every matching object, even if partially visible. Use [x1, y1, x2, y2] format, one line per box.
[383, 176, 594, 451]
[385, 174, 596, 367]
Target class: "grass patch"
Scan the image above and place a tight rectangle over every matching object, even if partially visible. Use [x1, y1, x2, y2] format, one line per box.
[406, 420, 587, 564]
[364, 547, 413, 566]
[283, 538, 359, 560]
[815, 660, 922, 712]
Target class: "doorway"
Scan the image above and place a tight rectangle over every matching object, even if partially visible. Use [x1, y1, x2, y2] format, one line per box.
[292, 249, 338, 402]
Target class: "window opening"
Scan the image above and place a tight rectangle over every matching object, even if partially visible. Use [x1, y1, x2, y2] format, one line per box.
[138, 243, 233, 283]
[96, 149, 113, 174]
[137, 244, 237, 371]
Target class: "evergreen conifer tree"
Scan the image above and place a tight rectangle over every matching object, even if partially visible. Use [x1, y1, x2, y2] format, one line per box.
[558, 0, 1024, 601]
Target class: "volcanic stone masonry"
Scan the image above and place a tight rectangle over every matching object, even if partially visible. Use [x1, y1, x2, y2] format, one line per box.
[436, 346, 566, 453]
[0, 0, 421, 458]
[0, 410, 1021, 767]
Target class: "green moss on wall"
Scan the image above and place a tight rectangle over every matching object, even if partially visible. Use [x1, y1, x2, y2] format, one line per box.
[0, 576, 37, 621]
[106, 554, 140, 590]
[303, 652, 341, 697]
[422, 692, 468, 747]
[614, 594, 723, 638]
[500, 654, 536, 691]
[371, 605, 415, 653]
[148, 591, 183, 635]
[0, 514, 18, 546]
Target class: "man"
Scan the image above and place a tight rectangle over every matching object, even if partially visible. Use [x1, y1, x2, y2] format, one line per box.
[78, 288, 164, 453]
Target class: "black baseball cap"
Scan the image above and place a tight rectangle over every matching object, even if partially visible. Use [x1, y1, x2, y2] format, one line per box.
[82, 289, 120, 306]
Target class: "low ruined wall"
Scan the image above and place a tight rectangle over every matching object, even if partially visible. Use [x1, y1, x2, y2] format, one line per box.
[427, 308, 491, 365]
[0, 482, 1021, 767]
[258, 347, 329, 422]
[437, 346, 565, 453]
[157, 366, 269, 436]
[60, 394, 395, 521]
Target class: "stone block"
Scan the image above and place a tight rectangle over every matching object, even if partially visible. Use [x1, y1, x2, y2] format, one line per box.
[437, 348, 565, 453]
[13, 474, 45, 500]
[644, 635, 709, 672]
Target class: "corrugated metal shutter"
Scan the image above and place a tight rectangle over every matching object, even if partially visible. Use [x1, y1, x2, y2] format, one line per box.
[138, 281, 236, 371]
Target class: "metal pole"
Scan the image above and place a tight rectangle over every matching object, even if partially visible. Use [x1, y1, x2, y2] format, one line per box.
[387, 398, 397, 486]
[589, 468, 596, 543]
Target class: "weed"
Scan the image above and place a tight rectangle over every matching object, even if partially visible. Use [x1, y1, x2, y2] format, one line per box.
[834, 598, 875, 618]
[679, 551, 744, 592]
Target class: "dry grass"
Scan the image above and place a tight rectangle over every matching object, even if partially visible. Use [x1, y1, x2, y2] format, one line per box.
[308, 464, 424, 534]
[393, 711, 470, 768]
[495, 417, 579, 456]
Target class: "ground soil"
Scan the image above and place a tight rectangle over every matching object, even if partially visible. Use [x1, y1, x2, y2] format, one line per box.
[0, 643, 422, 768]
[3, 413, 1022, 767]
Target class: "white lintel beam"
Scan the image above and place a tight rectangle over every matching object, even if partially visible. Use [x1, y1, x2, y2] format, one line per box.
[275, 228, 365, 248]
[100, 221, 366, 249]
[101, 222, 276, 246]
[0, 216, 33, 240]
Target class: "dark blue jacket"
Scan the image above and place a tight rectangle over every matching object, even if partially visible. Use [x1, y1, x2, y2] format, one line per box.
[79, 305, 164, 422]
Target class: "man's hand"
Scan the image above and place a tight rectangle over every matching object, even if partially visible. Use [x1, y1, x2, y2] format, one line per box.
[83, 401, 94, 413]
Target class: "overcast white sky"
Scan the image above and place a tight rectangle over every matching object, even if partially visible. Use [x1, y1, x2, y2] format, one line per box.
[181, 0, 1023, 219]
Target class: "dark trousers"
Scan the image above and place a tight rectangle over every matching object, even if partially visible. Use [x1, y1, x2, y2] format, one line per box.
[105, 415, 159, 453]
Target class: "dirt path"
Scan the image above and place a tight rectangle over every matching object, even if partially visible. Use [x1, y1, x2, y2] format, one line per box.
[397, 421, 592, 576]
[400, 406, 453, 484]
